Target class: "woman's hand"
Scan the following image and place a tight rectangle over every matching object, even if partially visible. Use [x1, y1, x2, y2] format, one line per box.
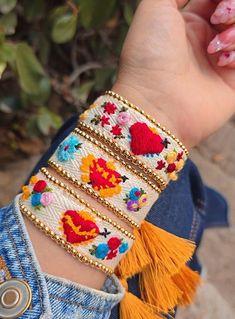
[113, 0, 235, 148]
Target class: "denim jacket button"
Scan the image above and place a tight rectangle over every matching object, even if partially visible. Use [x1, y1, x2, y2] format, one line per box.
[0, 279, 32, 318]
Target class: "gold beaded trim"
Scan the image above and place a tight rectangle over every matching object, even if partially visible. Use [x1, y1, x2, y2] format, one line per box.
[105, 90, 189, 156]
[74, 128, 162, 194]
[40, 167, 135, 240]
[78, 121, 167, 191]
[19, 201, 113, 275]
[48, 160, 140, 229]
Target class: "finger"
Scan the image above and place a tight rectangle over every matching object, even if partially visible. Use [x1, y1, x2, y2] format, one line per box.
[217, 50, 235, 65]
[183, 0, 220, 20]
[211, 0, 235, 25]
[207, 25, 235, 53]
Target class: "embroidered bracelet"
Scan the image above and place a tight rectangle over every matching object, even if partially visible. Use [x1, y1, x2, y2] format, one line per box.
[48, 130, 160, 228]
[79, 92, 188, 186]
[20, 171, 134, 275]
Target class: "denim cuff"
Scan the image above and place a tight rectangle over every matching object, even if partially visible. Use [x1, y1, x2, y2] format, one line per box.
[0, 196, 124, 319]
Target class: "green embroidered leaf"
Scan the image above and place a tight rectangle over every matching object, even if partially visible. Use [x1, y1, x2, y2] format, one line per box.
[0, 0, 17, 14]
[79, 0, 117, 29]
[0, 12, 17, 35]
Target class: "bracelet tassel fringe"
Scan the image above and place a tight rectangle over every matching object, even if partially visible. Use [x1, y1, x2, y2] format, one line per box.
[117, 220, 201, 319]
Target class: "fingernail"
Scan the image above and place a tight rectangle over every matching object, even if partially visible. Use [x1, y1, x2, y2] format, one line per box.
[218, 51, 235, 66]
[211, 0, 235, 24]
[207, 35, 225, 53]
[207, 27, 235, 53]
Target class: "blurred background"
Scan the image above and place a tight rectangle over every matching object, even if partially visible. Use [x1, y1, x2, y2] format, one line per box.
[0, 0, 234, 318]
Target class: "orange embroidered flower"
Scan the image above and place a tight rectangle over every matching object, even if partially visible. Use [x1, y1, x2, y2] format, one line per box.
[30, 175, 39, 184]
[22, 186, 30, 200]
[81, 154, 127, 197]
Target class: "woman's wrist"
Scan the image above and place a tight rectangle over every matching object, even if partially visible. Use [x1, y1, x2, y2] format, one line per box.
[112, 80, 196, 149]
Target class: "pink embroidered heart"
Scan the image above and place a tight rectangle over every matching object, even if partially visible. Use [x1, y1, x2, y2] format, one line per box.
[129, 122, 164, 155]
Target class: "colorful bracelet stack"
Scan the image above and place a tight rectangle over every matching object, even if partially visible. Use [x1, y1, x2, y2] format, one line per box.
[20, 91, 200, 319]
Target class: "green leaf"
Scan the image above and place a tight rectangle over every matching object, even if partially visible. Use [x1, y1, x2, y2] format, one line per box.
[37, 107, 62, 135]
[0, 42, 16, 63]
[79, 0, 117, 29]
[94, 68, 116, 91]
[0, 12, 17, 35]
[15, 42, 50, 97]
[0, 61, 6, 78]
[123, 3, 133, 26]
[23, 0, 45, 22]
[51, 12, 78, 44]
[0, 0, 17, 14]
[71, 80, 94, 103]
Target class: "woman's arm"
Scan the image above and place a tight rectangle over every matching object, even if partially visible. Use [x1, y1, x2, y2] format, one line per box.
[23, 0, 235, 291]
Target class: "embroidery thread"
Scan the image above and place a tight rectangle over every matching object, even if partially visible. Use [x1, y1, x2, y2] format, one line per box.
[89, 236, 129, 260]
[57, 136, 82, 162]
[124, 187, 148, 212]
[80, 154, 128, 197]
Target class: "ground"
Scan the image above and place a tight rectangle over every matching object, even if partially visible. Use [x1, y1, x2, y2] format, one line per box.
[0, 119, 234, 318]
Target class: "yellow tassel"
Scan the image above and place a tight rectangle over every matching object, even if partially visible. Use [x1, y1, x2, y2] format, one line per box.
[116, 228, 151, 278]
[140, 221, 196, 278]
[172, 265, 201, 306]
[120, 279, 163, 319]
[139, 265, 182, 313]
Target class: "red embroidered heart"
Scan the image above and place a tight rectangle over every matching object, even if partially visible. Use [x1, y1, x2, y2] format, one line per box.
[129, 122, 164, 155]
[90, 158, 122, 190]
[61, 210, 100, 245]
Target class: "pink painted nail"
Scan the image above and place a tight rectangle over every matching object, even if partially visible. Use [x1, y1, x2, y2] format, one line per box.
[211, 0, 235, 24]
[207, 27, 235, 54]
[218, 51, 235, 66]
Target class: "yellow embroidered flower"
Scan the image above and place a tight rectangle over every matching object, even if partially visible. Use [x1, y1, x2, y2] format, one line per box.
[30, 175, 39, 184]
[175, 159, 185, 171]
[79, 110, 89, 121]
[168, 172, 178, 181]
[166, 151, 177, 164]
[22, 185, 30, 200]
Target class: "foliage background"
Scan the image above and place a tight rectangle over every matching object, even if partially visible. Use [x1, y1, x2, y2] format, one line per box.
[0, 0, 137, 164]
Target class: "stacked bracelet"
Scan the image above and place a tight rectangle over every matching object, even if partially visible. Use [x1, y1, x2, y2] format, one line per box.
[20, 91, 200, 319]
[20, 170, 134, 275]
[79, 91, 188, 187]
[48, 129, 160, 228]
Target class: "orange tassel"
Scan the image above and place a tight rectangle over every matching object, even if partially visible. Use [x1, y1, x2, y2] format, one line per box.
[120, 279, 163, 319]
[172, 265, 201, 306]
[116, 228, 151, 278]
[140, 221, 196, 278]
[139, 265, 182, 313]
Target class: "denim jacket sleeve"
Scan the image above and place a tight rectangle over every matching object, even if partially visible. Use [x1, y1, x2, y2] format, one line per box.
[0, 196, 124, 319]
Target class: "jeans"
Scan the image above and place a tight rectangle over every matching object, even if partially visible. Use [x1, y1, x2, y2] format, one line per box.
[0, 114, 229, 318]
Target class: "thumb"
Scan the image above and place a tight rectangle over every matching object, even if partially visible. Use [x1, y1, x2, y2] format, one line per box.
[152, 0, 189, 9]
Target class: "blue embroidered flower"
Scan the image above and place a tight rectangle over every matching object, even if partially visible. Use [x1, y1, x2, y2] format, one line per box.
[31, 193, 42, 207]
[129, 187, 142, 200]
[124, 187, 147, 212]
[95, 243, 109, 259]
[57, 136, 82, 162]
[119, 242, 129, 254]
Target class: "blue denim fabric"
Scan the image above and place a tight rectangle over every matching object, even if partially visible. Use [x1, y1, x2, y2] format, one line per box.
[0, 197, 124, 319]
[0, 113, 229, 319]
